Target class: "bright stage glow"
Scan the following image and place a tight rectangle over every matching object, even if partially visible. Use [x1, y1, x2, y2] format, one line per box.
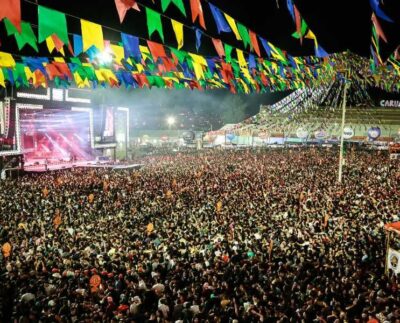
[167, 116, 176, 126]
[97, 50, 113, 65]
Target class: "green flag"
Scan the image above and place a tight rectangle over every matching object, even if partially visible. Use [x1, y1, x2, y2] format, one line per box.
[161, 0, 186, 16]
[292, 19, 308, 39]
[224, 43, 233, 63]
[237, 23, 251, 49]
[38, 6, 69, 45]
[4, 19, 38, 52]
[170, 48, 187, 64]
[146, 8, 164, 43]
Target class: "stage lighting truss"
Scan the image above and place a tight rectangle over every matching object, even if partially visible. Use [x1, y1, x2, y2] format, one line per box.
[117, 107, 130, 143]
[52, 88, 64, 101]
[71, 107, 94, 149]
[66, 90, 91, 104]
[15, 104, 43, 155]
[17, 89, 51, 100]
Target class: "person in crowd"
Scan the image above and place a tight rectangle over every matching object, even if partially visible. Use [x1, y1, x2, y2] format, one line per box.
[0, 148, 399, 322]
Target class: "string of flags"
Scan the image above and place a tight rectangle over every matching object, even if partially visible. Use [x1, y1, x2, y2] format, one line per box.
[0, 0, 398, 93]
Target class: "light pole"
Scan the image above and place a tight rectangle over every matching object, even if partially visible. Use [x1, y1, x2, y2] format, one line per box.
[167, 116, 176, 129]
[338, 71, 350, 183]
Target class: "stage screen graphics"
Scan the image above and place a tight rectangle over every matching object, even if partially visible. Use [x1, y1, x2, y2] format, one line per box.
[20, 109, 92, 162]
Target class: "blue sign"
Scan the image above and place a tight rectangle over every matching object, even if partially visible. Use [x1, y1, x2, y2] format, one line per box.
[226, 133, 235, 141]
[367, 127, 381, 140]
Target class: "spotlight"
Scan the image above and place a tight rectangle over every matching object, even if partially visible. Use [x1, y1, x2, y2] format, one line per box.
[167, 116, 176, 126]
[97, 50, 113, 65]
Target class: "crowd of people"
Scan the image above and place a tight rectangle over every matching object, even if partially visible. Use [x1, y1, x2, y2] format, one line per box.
[0, 148, 399, 322]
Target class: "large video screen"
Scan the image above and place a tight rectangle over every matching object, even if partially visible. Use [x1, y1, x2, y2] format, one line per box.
[20, 109, 92, 162]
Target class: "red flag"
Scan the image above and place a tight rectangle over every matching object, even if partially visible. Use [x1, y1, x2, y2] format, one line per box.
[294, 5, 302, 44]
[0, 0, 21, 32]
[114, 0, 140, 24]
[249, 30, 261, 57]
[147, 40, 167, 61]
[211, 38, 225, 58]
[372, 13, 388, 43]
[190, 0, 206, 30]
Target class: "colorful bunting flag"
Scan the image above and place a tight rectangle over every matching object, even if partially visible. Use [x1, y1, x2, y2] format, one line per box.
[38, 6, 69, 45]
[0, 0, 21, 32]
[212, 38, 225, 58]
[195, 28, 203, 51]
[171, 19, 184, 49]
[224, 13, 241, 41]
[81, 19, 104, 52]
[208, 3, 231, 34]
[190, 0, 206, 30]
[114, 0, 140, 24]
[146, 7, 165, 43]
[161, 0, 186, 17]
[249, 30, 261, 57]
[147, 40, 167, 61]
[237, 23, 251, 49]
[4, 19, 38, 52]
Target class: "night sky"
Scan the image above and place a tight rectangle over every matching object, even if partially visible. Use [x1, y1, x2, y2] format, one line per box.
[3, 0, 399, 60]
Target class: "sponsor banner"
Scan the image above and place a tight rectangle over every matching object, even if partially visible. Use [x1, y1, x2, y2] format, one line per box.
[314, 130, 327, 139]
[380, 100, 400, 108]
[367, 127, 381, 140]
[343, 127, 354, 139]
[296, 127, 309, 139]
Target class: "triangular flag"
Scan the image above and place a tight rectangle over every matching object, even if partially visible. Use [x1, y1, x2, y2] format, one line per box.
[372, 13, 388, 43]
[171, 19, 184, 49]
[195, 28, 203, 51]
[114, 0, 140, 24]
[369, 0, 393, 23]
[38, 6, 69, 45]
[223, 13, 241, 41]
[73, 34, 83, 56]
[236, 49, 247, 68]
[172, 0, 186, 17]
[293, 5, 302, 44]
[224, 43, 233, 63]
[146, 7, 164, 43]
[121, 33, 141, 60]
[259, 37, 271, 57]
[249, 30, 261, 57]
[0, 0, 21, 32]
[161, 0, 186, 16]
[4, 19, 38, 52]
[208, 3, 231, 34]
[190, 0, 206, 30]
[81, 19, 104, 52]
[212, 38, 225, 58]
[147, 40, 167, 61]
[237, 23, 251, 49]
[0, 51, 16, 68]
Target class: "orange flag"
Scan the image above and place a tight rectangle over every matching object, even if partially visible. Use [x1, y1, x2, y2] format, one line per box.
[190, 0, 206, 30]
[0, 0, 21, 32]
[249, 30, 261, 57]
[212, 38, 225, 58]
[114, 0, 140, 23]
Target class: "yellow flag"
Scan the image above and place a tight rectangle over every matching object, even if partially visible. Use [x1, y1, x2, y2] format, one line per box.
[54, 57, 65, 63]
[224, 13, 241, 41]
[171, 19, 184, 50]
[0, 51, 16, 68]
[110, 44, 124, 64]
[189, 53, 207, 66]
[192, 61, 204, 80]
[139, 45, 151, 61]
[0, 69, 5, 87]
[236, 49, 247, 68]
[81, 19, 104, 52]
